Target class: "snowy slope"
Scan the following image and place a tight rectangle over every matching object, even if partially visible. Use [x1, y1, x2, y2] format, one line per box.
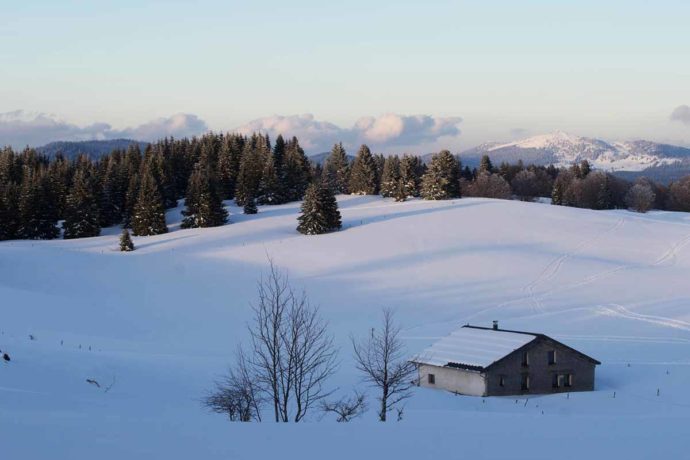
[1, 196, 690, 459]
[461, 131, 690, 171]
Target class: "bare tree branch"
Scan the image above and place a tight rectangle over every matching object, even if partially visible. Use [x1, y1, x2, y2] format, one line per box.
[320, 391, 367, 422]
[351, 308, 416, 421]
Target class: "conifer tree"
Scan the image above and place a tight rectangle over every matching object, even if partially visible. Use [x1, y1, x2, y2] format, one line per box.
[420, 150, 461, 200]
[551, 176, 565, 205]
[479, 155, 494, 174]
[123, 173, 140, 228]
[348, 145, 378, 195]
[235, 139, 264, 206]
[380, 156, 401, 198]
[595, 174, 614, 210]
[217, 140, 235, 200]
[257, 153, 281, 205]
[0, 183, 20, 240]
[394, 179, 407, 202]
[243, 191, 258, 215]
[119, 228, 135, 252]
[63, 169, 101, 239]
[18, 169, 60, 239]
[373, 153, 385, 192]
[181, 164, 228, 228]
[131, 165, 167, 236]
[282, 137, 311, 202]
[323, 143, 350, 194]
[297, 183, 342, 235]
[399, 155, 422, 198]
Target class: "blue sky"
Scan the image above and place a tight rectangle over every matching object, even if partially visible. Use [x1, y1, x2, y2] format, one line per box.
[1, 0, 689, 152]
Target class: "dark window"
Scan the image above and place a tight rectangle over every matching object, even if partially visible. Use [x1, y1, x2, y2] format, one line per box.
[428, 373, 435, 385]
[552, 373, 559, 388]
[565, 374, 572, 387]
[499, 375, 505, 387]
[521, 374, 530, 391]
[522, 351, 529, 367]
[548, 350, 557, 365]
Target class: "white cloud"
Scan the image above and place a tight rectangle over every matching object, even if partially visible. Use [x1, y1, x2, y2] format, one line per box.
[0, 110, 208, 148]
[670, 105, 690, 126]
[119, 113, 208, 140]
[235, 114, 343, 151]
[234, 113, 462, 153]
[0, 110, 461, 153]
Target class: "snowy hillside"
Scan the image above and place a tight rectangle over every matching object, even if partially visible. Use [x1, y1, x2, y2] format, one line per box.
[2, 196, 690, 459]
[462, 131, 690, 171]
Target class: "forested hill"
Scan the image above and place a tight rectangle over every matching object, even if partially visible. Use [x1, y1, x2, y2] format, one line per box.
[37, 139, 149, 160]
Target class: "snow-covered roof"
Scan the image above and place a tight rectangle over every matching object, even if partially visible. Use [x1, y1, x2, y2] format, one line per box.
[414, 326, 537, 370]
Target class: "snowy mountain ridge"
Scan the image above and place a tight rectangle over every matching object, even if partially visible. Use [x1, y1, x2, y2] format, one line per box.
[462, 131, 690, 171]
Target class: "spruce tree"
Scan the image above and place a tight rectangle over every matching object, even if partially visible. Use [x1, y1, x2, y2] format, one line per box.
[63, 169, 101, 239]
[399, 155, 422, 198]
[243, 191, 258, 215]
[348, 145, 377, 195]
[595, 174, 614, 210]
[181, 164, 228, 228]
[131, 165, 168, 236]
[297, 183, 342, 235]
[257, 153, 281, 205]
[123, 173, 140, 228]
[18, 170, 60, 239]
[119, 228, 135, 252]
[235, 139, 263, 206]
[394, 178, 407, 202]
[551, 177, 565, 205]
[380, 156, 401, 198]
[479, 155, 494, 174]
[282, 137, 311, 202]
[420, 150, 461, 200]
[0, 183, 20, 240]
[323, 143, 350, 194]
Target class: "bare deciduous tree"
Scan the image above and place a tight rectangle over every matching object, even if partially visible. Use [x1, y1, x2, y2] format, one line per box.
[351, 308, 416, 421]
[625, 183, 656, 213]
[321, 390, 367, 422]
[250, 259, 338, 422]
[203, 346, 264, 422]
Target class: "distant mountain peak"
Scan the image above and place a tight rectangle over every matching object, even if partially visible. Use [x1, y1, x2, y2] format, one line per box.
[462, 132, 690, 172]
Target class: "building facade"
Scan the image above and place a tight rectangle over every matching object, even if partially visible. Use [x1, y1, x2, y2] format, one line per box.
[413, 324, 600, 397]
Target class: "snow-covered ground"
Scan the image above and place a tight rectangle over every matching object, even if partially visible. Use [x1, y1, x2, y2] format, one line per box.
[2, 196, 689, 459]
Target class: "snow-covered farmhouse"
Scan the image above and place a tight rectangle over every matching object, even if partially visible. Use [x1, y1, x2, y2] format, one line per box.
[412, 322, 600, 396]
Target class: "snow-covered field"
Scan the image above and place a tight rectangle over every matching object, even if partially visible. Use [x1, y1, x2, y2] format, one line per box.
[2, 196, 690, 459]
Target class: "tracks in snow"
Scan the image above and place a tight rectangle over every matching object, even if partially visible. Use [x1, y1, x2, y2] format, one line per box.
[521, 218, 626, 314]
[596, 303, 690, 332]
[653, 232, 690, 267]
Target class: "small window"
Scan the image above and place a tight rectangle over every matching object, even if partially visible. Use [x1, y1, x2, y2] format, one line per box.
[548, 350, 557, 365]
[499, 375, 505, 387]
[565, 374, 573, 387]
[428, 373, 435, 385]
[521, 374, 530, 391]
[522, 352, 530, 367]
[552, 373, 559, 388]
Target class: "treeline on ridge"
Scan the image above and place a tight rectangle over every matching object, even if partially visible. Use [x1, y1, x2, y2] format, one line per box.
[1, 133, 690, 241]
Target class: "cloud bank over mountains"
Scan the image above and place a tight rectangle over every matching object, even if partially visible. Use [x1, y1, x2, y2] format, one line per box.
[235, 113, 462, 152]
[1, 110, 462, 153]
[0, 111, 208, 149]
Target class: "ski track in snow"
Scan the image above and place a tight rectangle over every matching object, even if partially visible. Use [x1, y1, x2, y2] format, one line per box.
[596, 303, 690, 332]
[653, 232, 690, 267]
[466, 218, 690, 334]
[521, 217, 626, 314]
